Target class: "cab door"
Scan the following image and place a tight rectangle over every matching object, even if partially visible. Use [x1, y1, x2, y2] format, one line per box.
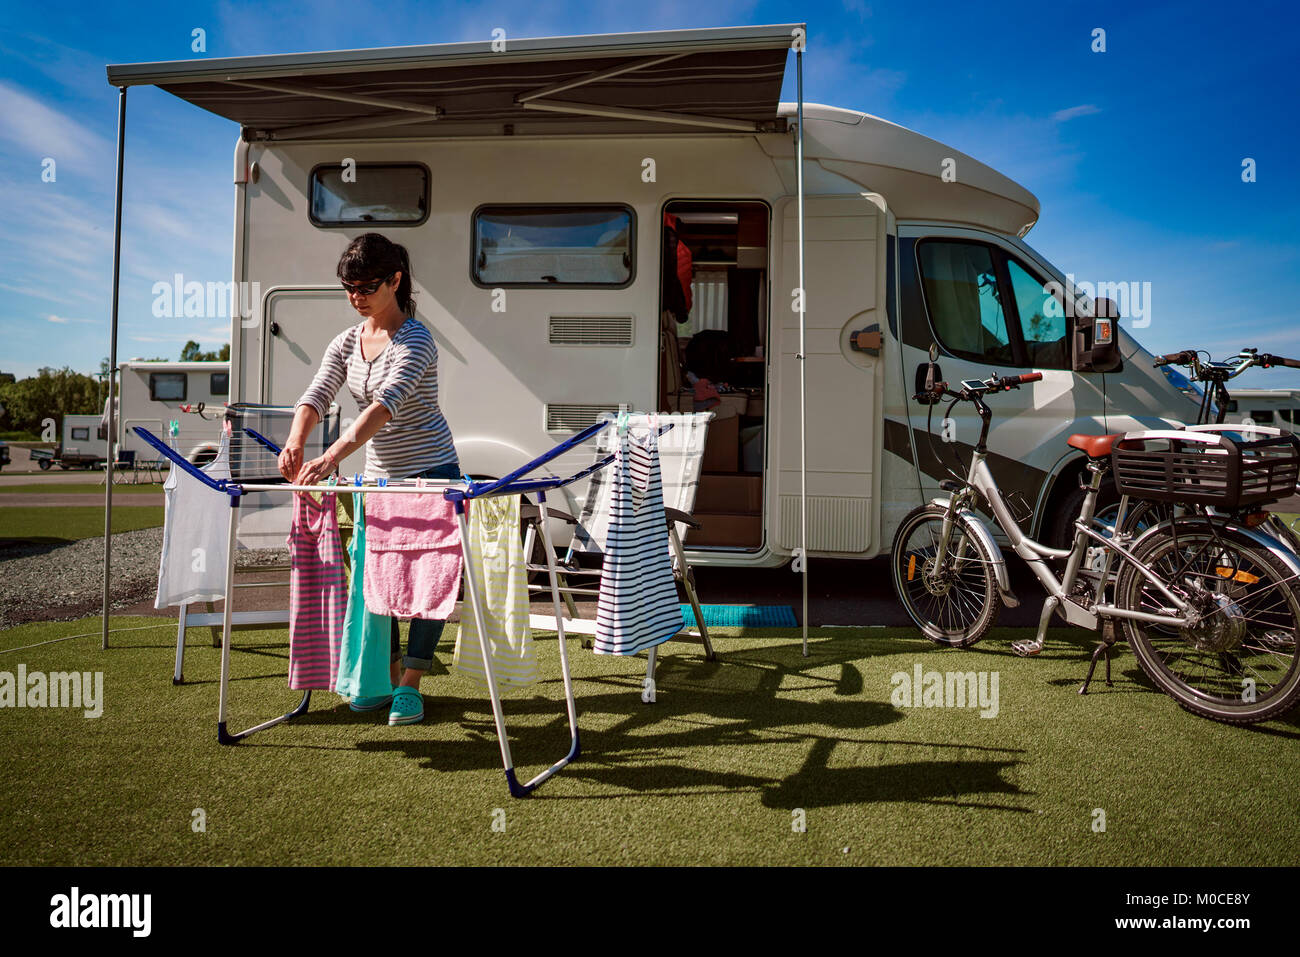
[896, 225, 1099, 532]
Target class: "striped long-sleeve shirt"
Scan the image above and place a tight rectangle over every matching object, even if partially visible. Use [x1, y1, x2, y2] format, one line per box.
[295, 317, 457, 480]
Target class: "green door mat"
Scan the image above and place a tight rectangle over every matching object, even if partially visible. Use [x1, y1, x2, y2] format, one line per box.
[680, 605, 797, 627]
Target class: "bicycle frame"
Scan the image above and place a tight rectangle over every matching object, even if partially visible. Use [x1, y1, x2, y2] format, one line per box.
[929, 392, 1196, 654]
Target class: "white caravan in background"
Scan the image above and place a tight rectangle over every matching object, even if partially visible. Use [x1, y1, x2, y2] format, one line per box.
[107, 25, 1199, 558]
[103, 360, 231, 465]
[1227, 389, 1300, 434]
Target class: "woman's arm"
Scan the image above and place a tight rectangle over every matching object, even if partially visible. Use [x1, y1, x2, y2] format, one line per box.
[277, 404, 319, 481]
[282, 331, 348, 480]
[295, 400, 392, 485]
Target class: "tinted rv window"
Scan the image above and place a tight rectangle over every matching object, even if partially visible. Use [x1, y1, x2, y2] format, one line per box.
[309, 164, 429, 226]
[1007, 258, 1069, 369]
[150, 373, 187, 401]
[211, 372, 229, 396]
[472, 206, 634, 287]
[1250, 410, 1276, 423]
[916, 242, 1014, 365]
[71, 427, 89, 441]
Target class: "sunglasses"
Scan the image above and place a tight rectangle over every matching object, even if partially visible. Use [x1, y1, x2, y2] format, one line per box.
[341, 273, 394, 296]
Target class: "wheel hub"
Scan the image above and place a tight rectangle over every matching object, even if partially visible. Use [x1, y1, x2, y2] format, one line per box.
[921, 557, 954, 597]
[1184, 593, 1248, 653]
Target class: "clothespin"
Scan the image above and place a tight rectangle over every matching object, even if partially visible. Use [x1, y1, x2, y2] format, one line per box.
[221, 417, 232, 438]
[617, 410, 629, 436]
[354, 473, 363, 487]
[168, 419, 179, 438]
[415, 477, 426, 489]
[377, 476, 388, 487]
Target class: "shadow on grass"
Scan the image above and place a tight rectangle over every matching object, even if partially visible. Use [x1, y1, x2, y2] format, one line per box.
[324, 637, 1031, 811]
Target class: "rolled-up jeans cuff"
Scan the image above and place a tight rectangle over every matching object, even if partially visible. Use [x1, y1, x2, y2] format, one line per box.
[402, 654, 434, 671]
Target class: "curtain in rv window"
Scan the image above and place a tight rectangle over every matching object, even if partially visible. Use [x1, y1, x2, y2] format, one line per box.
[472, 206, 633, 287]
[917, 241, 1014, 366]
[309, 164, 429, 226]
[149, 373, 187, 401]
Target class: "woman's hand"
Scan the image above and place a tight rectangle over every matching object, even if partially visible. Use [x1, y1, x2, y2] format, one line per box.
[295, 451, 338, 487]
[278, 444, 304, 482]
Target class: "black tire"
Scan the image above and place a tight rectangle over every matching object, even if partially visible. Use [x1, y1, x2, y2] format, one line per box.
[1115, 519, 1300, 724]
[38, 459, 52, 471]
[1048, 472, 1119, 550]
[891, 504, 1002, 647]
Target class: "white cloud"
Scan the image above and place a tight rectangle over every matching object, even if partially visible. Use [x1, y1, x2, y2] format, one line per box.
[0, 81, 110, 167]
[46, 314, 98, 324]
[1051, 104, 1101, 123]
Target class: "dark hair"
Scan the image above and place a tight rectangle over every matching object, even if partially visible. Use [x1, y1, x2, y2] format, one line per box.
[337, 233, 415, 316]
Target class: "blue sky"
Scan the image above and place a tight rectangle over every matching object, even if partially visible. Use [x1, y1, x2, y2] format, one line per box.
[1, 0, 1297, 388]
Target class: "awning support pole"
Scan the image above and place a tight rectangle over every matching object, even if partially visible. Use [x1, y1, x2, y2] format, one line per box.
[796, 47, 809, 657]
[101, 85, 127, 651]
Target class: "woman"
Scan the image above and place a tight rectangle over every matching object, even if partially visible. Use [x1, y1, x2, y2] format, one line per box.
[279, 232, 458, 727]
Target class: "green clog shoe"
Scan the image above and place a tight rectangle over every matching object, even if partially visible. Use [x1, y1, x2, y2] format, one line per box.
[388, 686, 424, 726]
[349, 690, 394, 712]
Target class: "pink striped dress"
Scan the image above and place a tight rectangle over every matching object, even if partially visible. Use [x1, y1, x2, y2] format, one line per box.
[287, 491, 345, 690]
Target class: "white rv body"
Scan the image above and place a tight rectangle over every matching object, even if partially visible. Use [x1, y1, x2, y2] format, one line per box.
[229, 101, 1196, 561]
[107, 361, 230, 464]
[59, 414, 110, 467]
[1226, 389, 1300, 433]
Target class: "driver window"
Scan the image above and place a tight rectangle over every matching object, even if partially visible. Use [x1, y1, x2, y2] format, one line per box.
[1007, 258, 1069, 370]
[916, 241, 1014, 366]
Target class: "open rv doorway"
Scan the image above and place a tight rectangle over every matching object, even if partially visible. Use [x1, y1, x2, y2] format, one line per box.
[660, 200, 770, 549]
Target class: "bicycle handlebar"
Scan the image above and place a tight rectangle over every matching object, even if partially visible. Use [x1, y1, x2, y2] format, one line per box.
[1153, 350, 1198, 368]
[913, 371, 1041, 403]
[1258, 353, 1300, 370]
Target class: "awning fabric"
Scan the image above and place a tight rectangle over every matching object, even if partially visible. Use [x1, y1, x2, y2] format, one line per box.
[106, 25, 799, 140]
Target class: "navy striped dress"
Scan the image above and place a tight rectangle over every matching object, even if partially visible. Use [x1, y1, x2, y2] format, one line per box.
[593, 425, 683, 655]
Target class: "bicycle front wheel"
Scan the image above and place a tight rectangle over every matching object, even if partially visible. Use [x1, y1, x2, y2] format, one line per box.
[1115, 519, 1300, 723]
[891, 504, 1001, 647]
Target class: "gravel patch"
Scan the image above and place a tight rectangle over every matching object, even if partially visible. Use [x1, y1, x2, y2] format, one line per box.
[0, 527, 289, 631]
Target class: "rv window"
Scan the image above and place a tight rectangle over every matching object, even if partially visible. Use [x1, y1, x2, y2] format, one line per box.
[1006, 258, 1069, 370]
[211, 372, 229, 396]
[150, 373, 187, 401]
[472, 205, 634, 287]
[1250, 410, 1276, 424]
[916, 241, 1016, 366]
[309, 164, 429, 227]
[71, 427, 89, 441]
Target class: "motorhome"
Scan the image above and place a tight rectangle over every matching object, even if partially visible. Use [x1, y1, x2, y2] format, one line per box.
[107, 25, 1197, 559]
[1225, 389, 1300, 433]
[103, 360, 231, 465]
[57, 414, 110, 469]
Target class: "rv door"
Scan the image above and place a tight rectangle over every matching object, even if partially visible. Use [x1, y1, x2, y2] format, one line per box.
[896, 225, 1101, 533]
[768, 194, 885, 558]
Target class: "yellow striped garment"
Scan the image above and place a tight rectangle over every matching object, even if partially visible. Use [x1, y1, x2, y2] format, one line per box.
[454, 494, 538, 689]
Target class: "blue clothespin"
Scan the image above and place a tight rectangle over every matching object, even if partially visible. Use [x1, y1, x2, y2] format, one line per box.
[353, 472, 363, 487]
[377, 476, 387, 487]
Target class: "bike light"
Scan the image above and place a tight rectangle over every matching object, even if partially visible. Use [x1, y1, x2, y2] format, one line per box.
[1214, 567, 1261, 585]
[1241, 510, 1270, 528]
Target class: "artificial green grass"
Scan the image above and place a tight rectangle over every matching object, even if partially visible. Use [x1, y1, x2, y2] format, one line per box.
[0, 482, 161, 494]
[1, 615, 1297, 866]
[0, 505, 163, 543]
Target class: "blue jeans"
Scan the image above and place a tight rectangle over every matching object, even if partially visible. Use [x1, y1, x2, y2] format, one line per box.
[391, 459, 461, 671]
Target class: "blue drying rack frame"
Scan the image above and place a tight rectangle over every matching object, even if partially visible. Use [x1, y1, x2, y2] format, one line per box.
[132, 417, 650, 798]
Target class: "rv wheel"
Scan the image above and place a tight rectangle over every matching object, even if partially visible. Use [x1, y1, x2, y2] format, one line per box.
[39, 459, 52, 470]
[1047, 475, 1118, 551]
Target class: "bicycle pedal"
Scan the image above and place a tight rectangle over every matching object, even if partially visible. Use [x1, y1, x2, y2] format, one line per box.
[1010, 639, 1043, 657]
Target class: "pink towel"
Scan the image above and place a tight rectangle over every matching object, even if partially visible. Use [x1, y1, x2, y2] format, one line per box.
[363, 491, 463, 619]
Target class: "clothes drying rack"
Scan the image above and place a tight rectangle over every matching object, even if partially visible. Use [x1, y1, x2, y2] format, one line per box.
[133, 418, 643, 798]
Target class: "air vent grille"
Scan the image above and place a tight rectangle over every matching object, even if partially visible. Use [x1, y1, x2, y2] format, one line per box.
[548, 316, 634, 346]
[545, 403, 623, 432]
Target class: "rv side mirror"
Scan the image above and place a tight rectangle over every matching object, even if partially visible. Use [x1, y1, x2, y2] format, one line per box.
[1073, 297, 1123, 373]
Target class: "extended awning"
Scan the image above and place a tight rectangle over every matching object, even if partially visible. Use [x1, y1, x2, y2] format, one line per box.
[105, 24, 799, 140]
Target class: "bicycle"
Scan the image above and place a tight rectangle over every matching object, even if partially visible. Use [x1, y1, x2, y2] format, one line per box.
[890, 365, 1300, 724]
[1120, 348, 1300, 551]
